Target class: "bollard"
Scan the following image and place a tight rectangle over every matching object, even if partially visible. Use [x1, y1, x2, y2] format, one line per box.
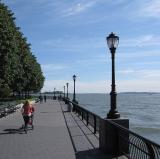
[99, 118, 129, 156]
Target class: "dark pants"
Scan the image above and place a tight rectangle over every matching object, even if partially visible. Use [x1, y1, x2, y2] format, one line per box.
[30, 114, 34, 124]
[23, 115, 30, 127]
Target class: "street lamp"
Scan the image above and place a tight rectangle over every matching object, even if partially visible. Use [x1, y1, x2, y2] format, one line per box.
[54, 88, 56, 100]
[64, 85, 65, 98]
[72, 74, 78, 103]
[66, 83, 69, 99]
[60, 91, 62, 99]
[65, 83, 69, 104]
[106, 32, 120, 119]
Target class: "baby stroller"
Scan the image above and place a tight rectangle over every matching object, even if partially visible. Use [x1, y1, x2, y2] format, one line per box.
[22, 113, 34, 134]
[21, 101, 35, 134]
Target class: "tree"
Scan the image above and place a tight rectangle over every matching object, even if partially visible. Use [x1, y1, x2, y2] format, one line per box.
[0, 2, 45, 98]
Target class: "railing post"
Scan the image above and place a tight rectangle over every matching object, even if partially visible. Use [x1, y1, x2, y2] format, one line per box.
[82, 111, 84, 120]
[99, 118, 129, 156]
[86, 113, 89, 126]
[74, 105, 76, 113]
[146, 142, 156, 159]
[94, 115, 96, 134]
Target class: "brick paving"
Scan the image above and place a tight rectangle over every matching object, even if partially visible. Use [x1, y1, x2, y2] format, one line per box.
[0, 100, 75, 159]
[0, 99, 125, 159]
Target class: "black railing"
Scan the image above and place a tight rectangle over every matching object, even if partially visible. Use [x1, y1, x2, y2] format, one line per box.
[107, 120, 160, 159]
[64, 98, 160, 159]
[66, 99, 101, 134]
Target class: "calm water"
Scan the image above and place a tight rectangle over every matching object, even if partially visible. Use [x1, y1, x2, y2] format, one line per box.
[69, 93, 160, 144]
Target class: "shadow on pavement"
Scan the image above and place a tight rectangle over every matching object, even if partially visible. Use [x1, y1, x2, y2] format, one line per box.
[0, 128, 25, 135]
[75, 148, 113, 159]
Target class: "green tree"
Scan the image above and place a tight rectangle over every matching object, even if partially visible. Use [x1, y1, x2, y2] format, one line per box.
[0, 2, 45, 98]
[0, 3, 18, 96]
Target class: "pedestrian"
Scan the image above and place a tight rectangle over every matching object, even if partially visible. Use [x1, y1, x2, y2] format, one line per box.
[39, 94, 43, 103]
[44, 95, 46, 102]
[21, 100, 32, 132]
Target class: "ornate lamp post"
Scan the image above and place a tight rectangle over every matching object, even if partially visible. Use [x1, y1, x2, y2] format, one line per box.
[66, 83, 69, 99]
[65, 83, 69, 104]
[53, 88, 56, 99]
[72, 75, 78, 112]
[60, 91, 62, 99]
[63, 85, 65, 98]
[72, 74, 78, 103]
[106, 32, 120, 119]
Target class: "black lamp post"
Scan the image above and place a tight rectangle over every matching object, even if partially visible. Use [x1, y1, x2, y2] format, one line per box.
[64, 86, 65, 98]
[54, 88, 56, 100]
[66, 83, 69, 99]
[72, 74, 78, 103]
[106, 32, 120, 119]
[60, 91, 62, 99]
[65, 83, 69, 104]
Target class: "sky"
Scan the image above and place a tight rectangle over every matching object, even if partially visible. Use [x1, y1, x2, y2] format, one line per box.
[2, 0, 160, 93]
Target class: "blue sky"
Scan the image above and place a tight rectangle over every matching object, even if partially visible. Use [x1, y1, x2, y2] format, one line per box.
[3, 0, 160, 93]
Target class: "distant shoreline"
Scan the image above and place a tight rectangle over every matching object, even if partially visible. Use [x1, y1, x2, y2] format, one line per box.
[42, 92, 160, 95]
[119, 92, 160, 94]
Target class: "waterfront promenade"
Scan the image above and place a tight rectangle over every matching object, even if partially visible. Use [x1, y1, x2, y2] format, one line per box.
[0, 99, 124, 159]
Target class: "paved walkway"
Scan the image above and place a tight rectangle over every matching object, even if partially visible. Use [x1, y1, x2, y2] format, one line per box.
[0, 100, 125, 159]
[0, 100, 75, 159]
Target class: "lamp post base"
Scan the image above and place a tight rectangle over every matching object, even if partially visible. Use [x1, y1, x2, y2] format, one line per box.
[99, 118, 129, 156]
[53, 96, 56, 100]
[72, 99, 78, 104]
[107, 110, 120, 119]
[65, 98, 70, 104]
[72, 99, 78, 112]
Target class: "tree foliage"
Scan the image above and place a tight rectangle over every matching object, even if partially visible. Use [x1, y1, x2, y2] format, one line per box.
[0, 2, 45, 97]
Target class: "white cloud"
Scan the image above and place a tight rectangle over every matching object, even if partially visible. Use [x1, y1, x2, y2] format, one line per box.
[138, 0, 160, 18]
[41, 77, 160, 93]
[118, 79, 160, 92]
[76, 55, 107, 65]
[118, 69, 160, 80]
[118, 69, 135, 74]
[41, 80, 68, 92]
[3, 0, 21, 4]
[61, 2, 95, 17]
[42, 80, 109, 93]
[40, 1, 98, 18]
[41, 64, 68, 71]
[76, 81, 109, 93]
[118, 51, 160, 59]
[38, 37, 105, 52]
[4, 0, 98, 22]
[121, 34, 160, 47]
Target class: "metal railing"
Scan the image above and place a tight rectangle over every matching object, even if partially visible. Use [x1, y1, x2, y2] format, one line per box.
[107, 120, 160, 159]
[64, 98, 160, 159]
[66, 99, 101, 134]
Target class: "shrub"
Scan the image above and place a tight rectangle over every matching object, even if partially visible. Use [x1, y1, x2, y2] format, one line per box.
[0, 86, 11, 98]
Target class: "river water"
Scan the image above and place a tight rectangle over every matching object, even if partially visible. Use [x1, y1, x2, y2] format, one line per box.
[69, 93, 160, 144]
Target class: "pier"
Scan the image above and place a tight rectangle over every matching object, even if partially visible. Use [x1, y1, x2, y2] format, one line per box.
[0, 98, 160, 159]
[0, 99, 117, 159]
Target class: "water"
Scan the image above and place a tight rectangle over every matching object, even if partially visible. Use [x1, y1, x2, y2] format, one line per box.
[69, 93, 160, 144]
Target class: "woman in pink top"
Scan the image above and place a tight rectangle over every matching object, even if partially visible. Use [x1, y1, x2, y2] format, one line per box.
[22, 100, 32, 132]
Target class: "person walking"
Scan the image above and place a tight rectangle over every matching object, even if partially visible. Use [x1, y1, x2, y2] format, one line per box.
[21, 100, 32, 133]
[44, 95, 47, 102]
[39, 94, 43, 103]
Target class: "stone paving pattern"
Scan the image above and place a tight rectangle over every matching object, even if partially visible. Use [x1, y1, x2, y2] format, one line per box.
[0, 100, 75, 159]
[0, 100, 126, 159]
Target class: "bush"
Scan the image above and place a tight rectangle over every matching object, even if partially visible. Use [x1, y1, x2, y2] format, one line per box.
[0, 86, 11, 98]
